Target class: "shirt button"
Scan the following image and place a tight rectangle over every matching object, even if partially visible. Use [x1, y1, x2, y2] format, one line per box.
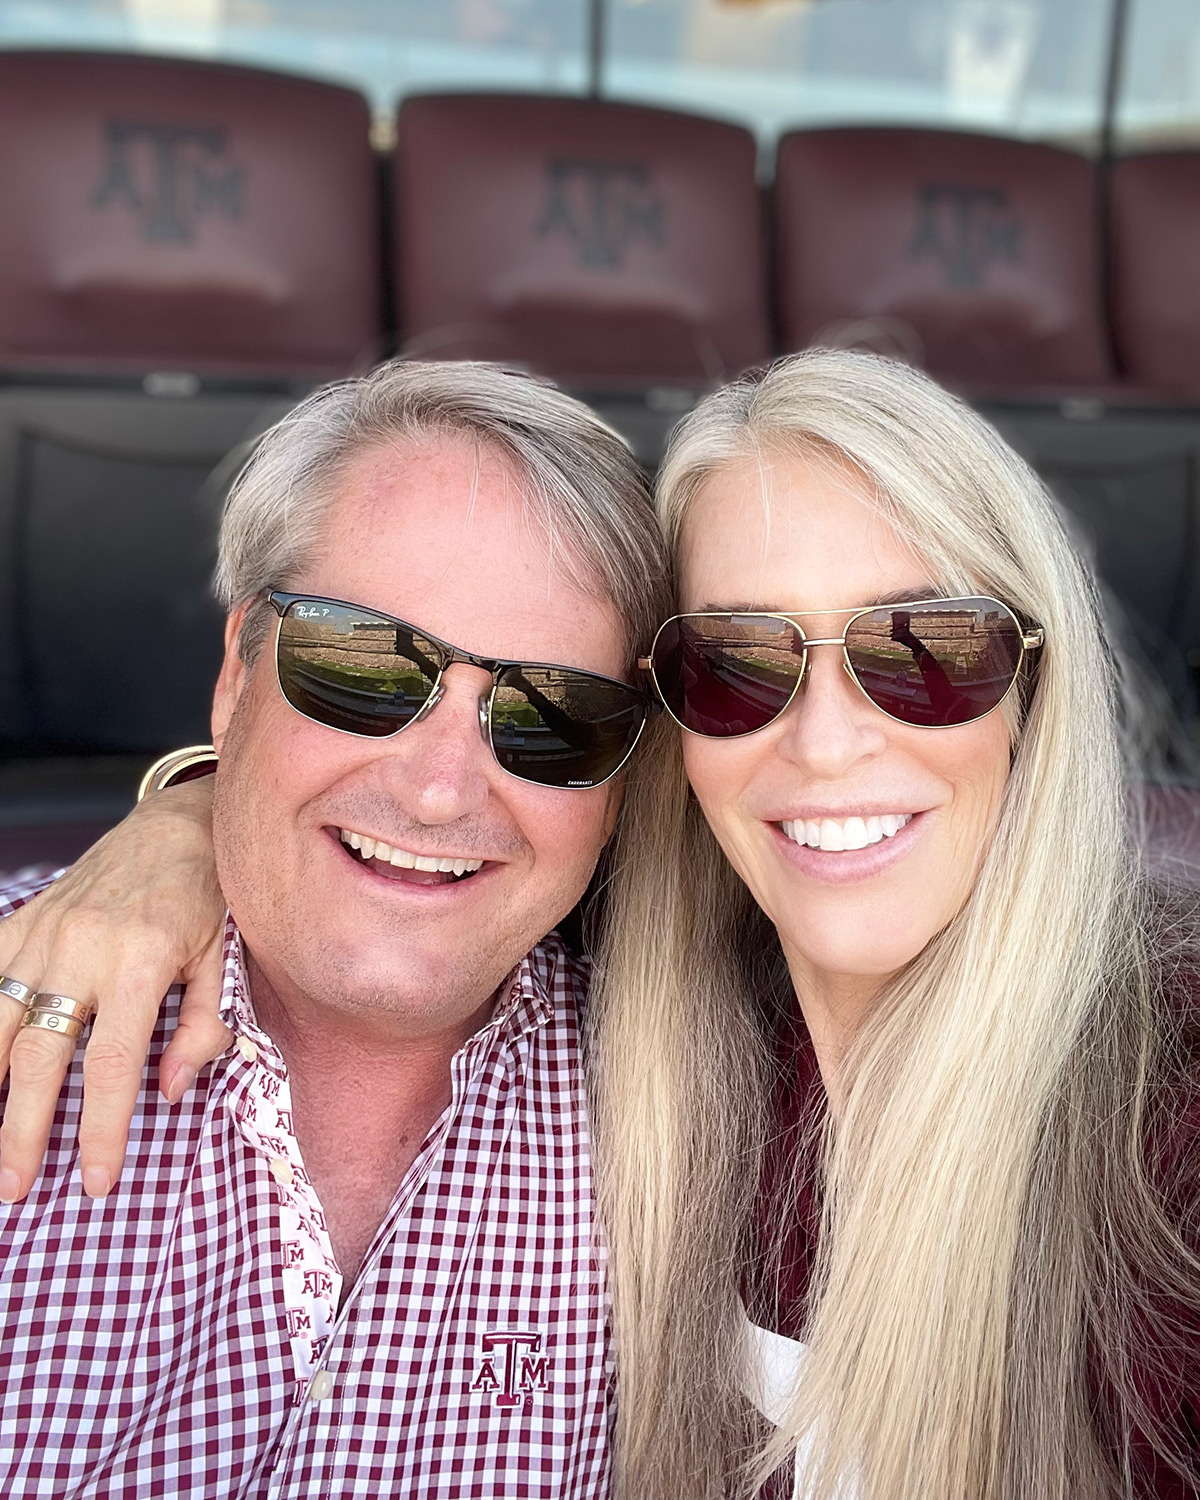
[236, 1036, 259, 1063]
[309, 1370, 334, 1401]
[269, 1157, 294, 1186]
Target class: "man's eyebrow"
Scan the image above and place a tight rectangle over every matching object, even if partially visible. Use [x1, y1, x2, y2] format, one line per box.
[693, 588, 942, 614]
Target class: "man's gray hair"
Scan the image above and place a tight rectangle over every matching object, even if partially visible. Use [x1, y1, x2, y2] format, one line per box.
[216, 359, 672, 669]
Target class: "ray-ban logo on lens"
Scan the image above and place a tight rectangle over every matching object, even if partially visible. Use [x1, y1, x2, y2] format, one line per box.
[470, 1329, 549, 1409]
[92, 120, 245, 243]
[536, 158, 666, 269]
[907, 184, 1023, 288]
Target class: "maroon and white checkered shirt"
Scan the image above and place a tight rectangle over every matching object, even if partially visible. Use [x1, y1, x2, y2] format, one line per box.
[0, 874, 612, 1499]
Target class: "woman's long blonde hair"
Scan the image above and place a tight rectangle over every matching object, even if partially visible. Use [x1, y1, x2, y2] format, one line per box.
[589, 350, 1200, 1499]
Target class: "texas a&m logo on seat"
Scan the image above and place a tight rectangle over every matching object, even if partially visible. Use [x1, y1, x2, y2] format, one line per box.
[535, 158, 666, 270]
[907, 183, 1024, 288]
[92, 119, 245, 244]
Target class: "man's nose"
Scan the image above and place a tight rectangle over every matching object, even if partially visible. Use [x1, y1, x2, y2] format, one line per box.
[373, 663, 494, 823]
[774, 642, 887, 776]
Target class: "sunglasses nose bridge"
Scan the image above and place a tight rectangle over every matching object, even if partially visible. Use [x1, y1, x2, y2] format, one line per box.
[409, 678, 445, 727]
[792, 635, 848, 699]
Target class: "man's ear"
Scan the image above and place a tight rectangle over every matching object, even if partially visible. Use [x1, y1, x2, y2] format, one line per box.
[211, 603, 253, 754]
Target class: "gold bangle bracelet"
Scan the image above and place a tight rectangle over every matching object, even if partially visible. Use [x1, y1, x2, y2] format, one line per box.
[137, 745, 219, 803]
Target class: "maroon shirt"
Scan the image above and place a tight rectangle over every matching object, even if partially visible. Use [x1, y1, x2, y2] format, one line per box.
[755, 1004, 1200, 1499]
[0, 874, 613, 1499]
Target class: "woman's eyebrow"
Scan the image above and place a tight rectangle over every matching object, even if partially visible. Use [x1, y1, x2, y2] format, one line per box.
[694, 588, 941, 614]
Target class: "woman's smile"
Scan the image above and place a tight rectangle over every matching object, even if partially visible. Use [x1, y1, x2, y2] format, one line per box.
[778, 812, 914, 851]
[769, 806, 926, 885]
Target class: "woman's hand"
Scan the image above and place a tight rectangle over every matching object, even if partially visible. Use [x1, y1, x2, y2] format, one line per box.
[0, 777, 230, 1201]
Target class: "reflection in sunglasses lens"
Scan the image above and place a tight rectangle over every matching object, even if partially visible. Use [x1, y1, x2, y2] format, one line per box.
[276, 601, 646, 787]
[654, 615, 801, 736]
[653, 598, 1026, 736]
[490, 667, 647, 788]
[277, 602, 441, 737]
[845, 600, 1022, 727]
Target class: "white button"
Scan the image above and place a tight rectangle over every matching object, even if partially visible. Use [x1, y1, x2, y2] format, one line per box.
[309, 1370, 334, 1401]
[236, 1036, 259, 1063]
[269, 1157, 294, 1186]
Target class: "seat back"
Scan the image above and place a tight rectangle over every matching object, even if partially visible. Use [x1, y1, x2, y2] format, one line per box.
[774, 127, 1111, 390]
[0, 51, 381, 377]
[986, 405, 1200, 721]
[395, 93, 770, 386]
[1110, 153, 1200, 393]
[0, 390, 293, 757]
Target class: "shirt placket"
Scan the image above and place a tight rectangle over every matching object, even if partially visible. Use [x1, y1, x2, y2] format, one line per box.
[277, 1026, 531, 1482]
[224, 957, 552, 1496]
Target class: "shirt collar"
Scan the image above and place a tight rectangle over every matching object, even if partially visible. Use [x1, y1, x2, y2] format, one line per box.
[216, 912, 568, 1049]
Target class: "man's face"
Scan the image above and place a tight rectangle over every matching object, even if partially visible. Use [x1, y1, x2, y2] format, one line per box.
[210, 435, 628, 1038]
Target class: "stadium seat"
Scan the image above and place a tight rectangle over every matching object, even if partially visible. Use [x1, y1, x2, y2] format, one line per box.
[1110, 152, 1200, 395]
[771, 125, 1200, 724]
[773, 126, 1111, 392]
[0, 52, 382, 849]
[0, 51, 381, 379]
[393, 93, 771, 462]
[985, 150, 1200, 722]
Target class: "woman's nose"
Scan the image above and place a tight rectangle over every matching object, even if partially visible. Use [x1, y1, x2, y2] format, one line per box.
[773, 644, 887, 776]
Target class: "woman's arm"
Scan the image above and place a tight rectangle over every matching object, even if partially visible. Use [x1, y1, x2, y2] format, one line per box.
[0, 777, 230, 1202]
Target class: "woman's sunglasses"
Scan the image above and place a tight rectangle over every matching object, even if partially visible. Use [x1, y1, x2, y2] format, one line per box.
[640, 595, 1044, 737]
[265, 591, 654, 789]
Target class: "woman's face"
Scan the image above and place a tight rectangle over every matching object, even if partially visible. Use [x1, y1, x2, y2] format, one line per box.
[678, 448, 1012, 997]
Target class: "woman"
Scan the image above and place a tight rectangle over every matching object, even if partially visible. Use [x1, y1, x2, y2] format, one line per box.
[593, 354, 1200, 1499]
[2, 351, 1199, 1499]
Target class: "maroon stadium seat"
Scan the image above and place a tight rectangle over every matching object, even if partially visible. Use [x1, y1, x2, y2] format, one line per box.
[774, 127, 1112, 392]
[0, 54, 382, 865]
[0, 51, 381, 377]
[394, 93, 770, 394]
[1110, 153, 1200, 394]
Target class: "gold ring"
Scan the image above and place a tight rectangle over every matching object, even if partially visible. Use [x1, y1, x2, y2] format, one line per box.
[21, 1010, 86, 1042]
[0, 976, 33, 1008]
[29, 993, 93, 1024]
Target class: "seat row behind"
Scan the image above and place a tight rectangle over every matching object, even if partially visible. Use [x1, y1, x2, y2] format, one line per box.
[3, 52, 1200, 398]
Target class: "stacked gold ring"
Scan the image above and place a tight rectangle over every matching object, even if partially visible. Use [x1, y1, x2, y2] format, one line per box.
[0, 976, 33, 1009]
[21, 992, 94, 1042]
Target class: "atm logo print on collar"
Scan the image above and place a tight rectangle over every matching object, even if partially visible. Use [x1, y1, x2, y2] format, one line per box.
[908, 183, 1023, 288]
[92, 119, 245, 244]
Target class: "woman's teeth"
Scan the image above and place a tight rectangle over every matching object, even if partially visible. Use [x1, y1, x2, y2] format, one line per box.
[780, 814, 913, 852]
[339, 828, 484, 878]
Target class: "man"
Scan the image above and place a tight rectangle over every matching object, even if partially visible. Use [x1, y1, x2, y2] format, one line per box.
[0, 361, 670, 1498]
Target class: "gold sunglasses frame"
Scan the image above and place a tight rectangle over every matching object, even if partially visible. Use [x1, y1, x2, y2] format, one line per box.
[638, 595, 1045, 736]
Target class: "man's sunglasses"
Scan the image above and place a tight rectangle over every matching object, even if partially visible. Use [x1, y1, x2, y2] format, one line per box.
[264, 592, 654, 789]
[640, 595, 1044, 737]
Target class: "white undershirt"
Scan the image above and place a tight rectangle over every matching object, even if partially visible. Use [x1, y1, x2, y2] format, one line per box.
[744, 1315, 807, 1427]
[742, 1314, 861, 1499]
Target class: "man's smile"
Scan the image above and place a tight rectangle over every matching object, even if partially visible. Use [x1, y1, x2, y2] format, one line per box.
[336, 826, 487, 884]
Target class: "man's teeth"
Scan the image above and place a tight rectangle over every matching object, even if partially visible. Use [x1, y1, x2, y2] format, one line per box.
[779, 814, 913, 852]
[339, 829, 484, 877]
